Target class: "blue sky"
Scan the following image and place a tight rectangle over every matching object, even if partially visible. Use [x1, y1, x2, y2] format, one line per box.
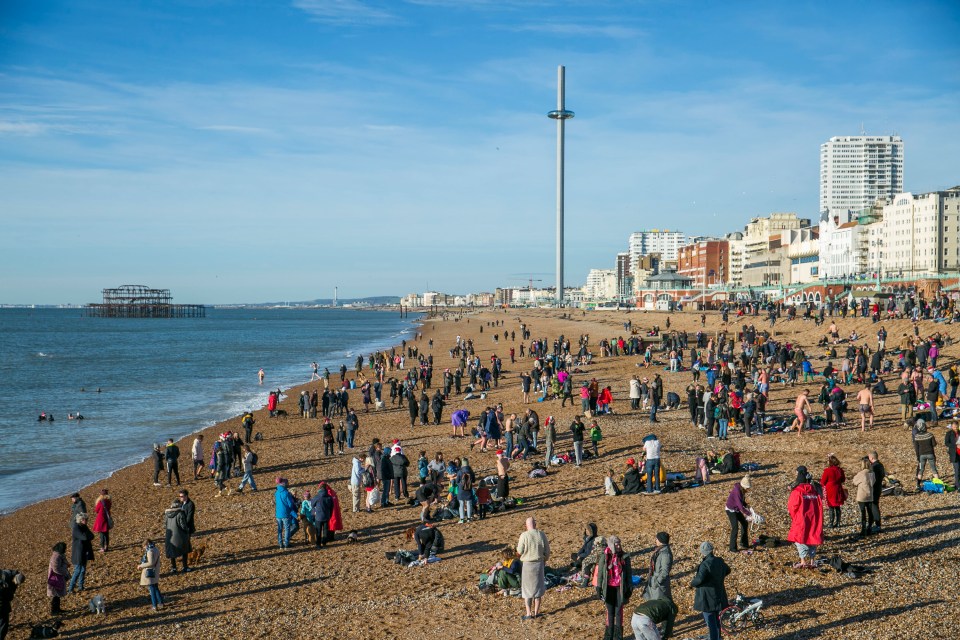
[1, 0, 958, 304]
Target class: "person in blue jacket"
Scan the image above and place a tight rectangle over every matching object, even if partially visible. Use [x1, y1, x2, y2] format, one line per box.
[274, 478, 299, 549]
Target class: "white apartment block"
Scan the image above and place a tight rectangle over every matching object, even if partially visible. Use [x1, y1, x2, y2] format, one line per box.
[865, 189, 960, 277]
[725, 232, 746, 286]
[628, 230, 686, 262]
[820, 135, 903, 216]
[584, 268, 618, 300]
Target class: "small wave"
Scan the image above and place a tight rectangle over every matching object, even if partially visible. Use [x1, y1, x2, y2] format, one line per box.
[36, 352, 51, 357]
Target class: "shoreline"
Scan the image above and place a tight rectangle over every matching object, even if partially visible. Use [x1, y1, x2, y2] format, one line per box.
[0, 310, 425, 516]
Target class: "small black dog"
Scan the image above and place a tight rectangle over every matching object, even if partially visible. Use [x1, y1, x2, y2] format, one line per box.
[274, 409, 288, 417]
[30, 621, 62, 639]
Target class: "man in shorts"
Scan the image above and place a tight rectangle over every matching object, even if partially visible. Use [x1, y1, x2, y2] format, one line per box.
[856, 384, 874, 432]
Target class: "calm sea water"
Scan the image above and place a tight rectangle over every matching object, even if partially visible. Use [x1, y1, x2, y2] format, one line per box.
[0, 307, 419, 513]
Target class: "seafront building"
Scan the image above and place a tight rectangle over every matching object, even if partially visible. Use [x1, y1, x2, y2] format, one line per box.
[819, 135, 903, 218]
[628, 230, 686, 263]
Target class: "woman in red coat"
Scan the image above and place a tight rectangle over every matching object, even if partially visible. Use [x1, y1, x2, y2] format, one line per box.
[820, 455, 847, 529]
[92, 488, 113, 553]
[787, 466, 823, 569]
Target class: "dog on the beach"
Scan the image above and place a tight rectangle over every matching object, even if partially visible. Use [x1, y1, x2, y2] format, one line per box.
[254, 432, 263, 441]
[30, 621, 62, 639]
[347, 531, 360, 544]
[88, 594, 106, 615]
[275, 409, 288, 417]
[375, 400, 385, 411]
[187, 542, 206, 567]
[300, 514, 317, 544]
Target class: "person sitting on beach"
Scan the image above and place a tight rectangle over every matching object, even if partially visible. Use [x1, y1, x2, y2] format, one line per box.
[570, 523, 598, 569]
[622, 459, 643, 495]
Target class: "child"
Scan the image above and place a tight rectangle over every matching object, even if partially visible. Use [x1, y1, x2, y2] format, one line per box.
[589, 420, 602, 457]
[604, 468, 620, 496]
[299, 491, 317, 543]
[417, 451, 429, 485]
[336, 422, 347, 455]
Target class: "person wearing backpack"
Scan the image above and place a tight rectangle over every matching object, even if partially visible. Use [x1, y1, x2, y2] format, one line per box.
[456, 458, 476, 524]
[237, 445, 258, 494]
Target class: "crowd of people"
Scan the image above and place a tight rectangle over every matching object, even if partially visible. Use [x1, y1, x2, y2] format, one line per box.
[4, 302, 960, 640]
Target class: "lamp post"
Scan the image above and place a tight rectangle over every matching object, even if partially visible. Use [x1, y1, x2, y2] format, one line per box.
[548, 65, 574, 306]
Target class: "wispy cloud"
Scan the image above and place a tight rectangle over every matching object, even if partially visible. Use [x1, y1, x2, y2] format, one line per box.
[292, 0, 395, 25]
[503, 21, 643, 39]
[0, 121, 48, 135]
[197, 125, 271, 134]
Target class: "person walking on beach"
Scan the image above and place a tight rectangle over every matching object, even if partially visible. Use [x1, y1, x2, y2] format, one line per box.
[67, 513, 94, 594]
[92, 488, 113, 553]
[164, 499, 191, 573]
[137, 538, 163, 611]
[47, 542, 69, 616]
[192, 435, 205, 480]
[165, 439, 181, 486]
[517, 517, 550, 621]
[237, 444, 258, 493]
[691, 541, 730, 640]
[349, 454, 364, 513]
[178, 488, 196, 542]
[856, 384, 874, 432]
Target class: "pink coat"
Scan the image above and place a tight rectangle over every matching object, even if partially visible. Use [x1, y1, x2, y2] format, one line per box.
[787, 484, 824, 546]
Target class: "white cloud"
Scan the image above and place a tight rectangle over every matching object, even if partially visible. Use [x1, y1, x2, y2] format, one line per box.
[292, 0, 395, 25]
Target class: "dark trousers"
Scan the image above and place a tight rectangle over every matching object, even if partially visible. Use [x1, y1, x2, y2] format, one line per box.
[828, 506, 842, 528]
[858, 501, 876, 534]
[393, 476, 408, 499]
[167, 461, 180, 485]
[315, 520, 331, 547]
[604, 589, 623, 629]
[703, 611, 721, 640]
[99, 531, 109, 550]
[953, 461, 960, 492]
[727, 510, 748, 551]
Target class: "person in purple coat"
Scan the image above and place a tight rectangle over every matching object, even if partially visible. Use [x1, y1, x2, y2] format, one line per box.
[725, 476, 752, 552]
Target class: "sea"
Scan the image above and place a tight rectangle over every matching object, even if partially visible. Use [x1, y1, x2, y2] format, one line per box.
[0, 307, 420, 514]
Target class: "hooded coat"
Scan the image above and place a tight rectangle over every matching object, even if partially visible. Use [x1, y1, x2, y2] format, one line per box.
[644, 543, 673, 602]
[71, 521, 95, 566]
[787, 483, 824, 546]
[595, 546, 633, 606]
[820, 465, 847, 507]
[572, 523, 597, 567]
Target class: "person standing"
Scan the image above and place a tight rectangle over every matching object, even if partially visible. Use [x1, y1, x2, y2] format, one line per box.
[913, 419, 939, 490]
[596, 536, 633, 640]
[92, 488, 113, 553]
[191, 435, 205, 480]
[0, 568, 25, 640]
[274, 478, 299, 550]
[570, 416, 586, 467]
[152, 443, 164, 487]
[70, 492, 87, 525]
[629, 375, 641, 411]
[390, 446, 410, 500]
[349, 454, 364, 513]
[852, 457, 876, 538]
[946, 422, 960, 492]
[164, 499, 191, 573]
[517, 517, 550, 621]
[310, 482, 335, 548]
[165, 438, 181, 486]
[544, 416, 556, 467]
[67, 513, 94, 594]
[690, 541, 729, 640]
[725, 476, 751, 552]
[178, 489, 196, 557]
[47, 542, 69, 615]
[345, 409, 359, 449]
[137, 539, 163, 611]
[856, 385, 874, 432]
[867, 451, 884, 533]
[643, 532, 673, 603]
[820, 455, 847, 529]
[787, 466, 823, 569]
[643, 435, 662, 494]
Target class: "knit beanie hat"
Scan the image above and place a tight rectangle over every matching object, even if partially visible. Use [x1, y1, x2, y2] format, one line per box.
[795, 465, 810, 485]
[656, 532, 670, 545]
[699, 541, 714, 557]
[740, 475, 752, 490]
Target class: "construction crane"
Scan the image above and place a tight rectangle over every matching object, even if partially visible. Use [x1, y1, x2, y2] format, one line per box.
[511, 277, 543, 290]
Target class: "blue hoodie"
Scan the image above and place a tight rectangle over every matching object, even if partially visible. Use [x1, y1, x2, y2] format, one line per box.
[274, 484, 297, 520]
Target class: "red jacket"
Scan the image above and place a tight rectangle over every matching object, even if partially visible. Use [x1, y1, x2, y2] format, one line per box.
[327, 488, 344, 532]
[93, 498, 112, 534]
[787, 484, 824, 546]
[267, 393, 278, 411]
[820, 466, 847, 507]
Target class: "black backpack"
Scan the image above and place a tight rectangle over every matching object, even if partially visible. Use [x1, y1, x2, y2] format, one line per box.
[458, 470, 473, 493]
[361, 470, 375, 489]
[250, 451, 258, 466]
